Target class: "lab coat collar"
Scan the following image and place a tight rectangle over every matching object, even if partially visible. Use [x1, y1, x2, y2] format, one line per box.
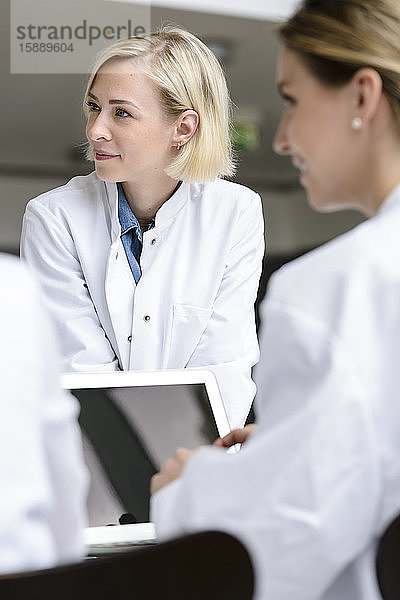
[102, 174, 189, 240]
[103, 177, 121, 241]
[153, 180, 188, 228]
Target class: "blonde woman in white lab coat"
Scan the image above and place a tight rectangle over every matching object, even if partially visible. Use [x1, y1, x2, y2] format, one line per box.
[21, 27, 264, 428]
[151, 2, 400, 599]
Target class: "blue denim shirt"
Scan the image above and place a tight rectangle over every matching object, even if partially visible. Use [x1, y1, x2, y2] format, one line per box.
[117, 183, 155, 284]
[117, 181, 182, 284]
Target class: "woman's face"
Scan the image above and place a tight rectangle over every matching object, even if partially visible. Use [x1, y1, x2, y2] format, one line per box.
[273, 48, 368, 213]
[86, 59, 177, 183]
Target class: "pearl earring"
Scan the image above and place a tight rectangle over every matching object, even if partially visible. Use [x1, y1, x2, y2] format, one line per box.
[351, 117, 362, 130]
[176, 142, 182, 150]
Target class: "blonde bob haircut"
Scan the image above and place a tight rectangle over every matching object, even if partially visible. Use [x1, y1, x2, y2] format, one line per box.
[83, 25, 235, 182]
[278, 0, 400, 127]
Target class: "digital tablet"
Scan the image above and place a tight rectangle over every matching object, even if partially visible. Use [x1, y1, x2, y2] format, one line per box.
[62, 369, 230, 530]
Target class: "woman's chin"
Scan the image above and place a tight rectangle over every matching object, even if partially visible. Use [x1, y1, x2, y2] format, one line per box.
[307, 192, 353, 214]
[94, 165, 120, 183]
[307, 194, 329, 212]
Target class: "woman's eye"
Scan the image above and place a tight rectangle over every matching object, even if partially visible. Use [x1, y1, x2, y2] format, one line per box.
[282, 95, 296, 107]
[115, 108, 131, 118]
[86, 101, 100, 112]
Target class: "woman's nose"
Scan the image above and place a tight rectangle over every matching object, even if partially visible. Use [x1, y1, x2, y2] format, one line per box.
[86, 115, 112, 142]
[273, 113, 291, 156]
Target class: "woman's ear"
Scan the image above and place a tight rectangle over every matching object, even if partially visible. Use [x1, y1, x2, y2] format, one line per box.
[351, 67, 383, 125]
[172, 110, 199, 148]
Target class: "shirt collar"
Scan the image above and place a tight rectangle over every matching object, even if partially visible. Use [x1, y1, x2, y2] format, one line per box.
[117, 182, 142, 235]
[103, 175, 189, 239]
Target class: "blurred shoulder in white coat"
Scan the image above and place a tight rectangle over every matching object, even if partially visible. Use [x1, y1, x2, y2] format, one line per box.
[0, 255, 87, 575]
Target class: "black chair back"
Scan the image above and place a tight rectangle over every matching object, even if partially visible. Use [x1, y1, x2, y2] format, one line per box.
[0, 530, 254, 600]
[376, 513, 400, 599]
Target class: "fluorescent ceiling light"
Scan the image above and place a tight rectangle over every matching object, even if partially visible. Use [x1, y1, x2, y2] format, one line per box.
[107, 0, 301, 21]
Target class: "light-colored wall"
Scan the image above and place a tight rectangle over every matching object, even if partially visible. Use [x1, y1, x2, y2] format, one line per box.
[0, 174, 70, 253]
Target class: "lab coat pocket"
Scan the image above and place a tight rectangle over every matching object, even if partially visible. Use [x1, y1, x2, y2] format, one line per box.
[168, 304, 213, 367]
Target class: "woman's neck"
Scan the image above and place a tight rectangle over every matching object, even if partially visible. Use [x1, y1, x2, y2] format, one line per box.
[121, 174, 180, 228]
[363, 140, 400, 217]
[361, 106, 400, 216]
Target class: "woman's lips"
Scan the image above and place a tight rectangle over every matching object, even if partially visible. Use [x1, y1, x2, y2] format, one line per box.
[95, 152, 120, 161]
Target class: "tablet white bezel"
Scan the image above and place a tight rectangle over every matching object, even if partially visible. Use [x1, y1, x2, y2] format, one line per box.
[61, 368, 231, 438]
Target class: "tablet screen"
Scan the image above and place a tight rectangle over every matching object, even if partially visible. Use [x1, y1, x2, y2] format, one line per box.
[72, 383, 220, 525]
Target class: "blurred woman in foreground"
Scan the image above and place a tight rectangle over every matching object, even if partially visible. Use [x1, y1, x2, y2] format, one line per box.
[150, 2, 400, 598]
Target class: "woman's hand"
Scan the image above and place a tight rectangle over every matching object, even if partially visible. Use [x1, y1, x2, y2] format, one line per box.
[213, 424, 257, 449]
[151, 447, 198, 494]
[151, 425, 258, 494]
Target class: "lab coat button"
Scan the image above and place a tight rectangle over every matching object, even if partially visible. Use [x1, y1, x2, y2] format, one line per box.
[143, 315, 151, 323]
[127, 335, 132, 342]
[151, 238, 157, 245]
[115, 252, 119, 260]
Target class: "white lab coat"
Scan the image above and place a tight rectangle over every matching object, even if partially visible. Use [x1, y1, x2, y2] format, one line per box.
[151, 184, 400, 599]
[0, 256, 87, 574]
[21, 172, 264, 428]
